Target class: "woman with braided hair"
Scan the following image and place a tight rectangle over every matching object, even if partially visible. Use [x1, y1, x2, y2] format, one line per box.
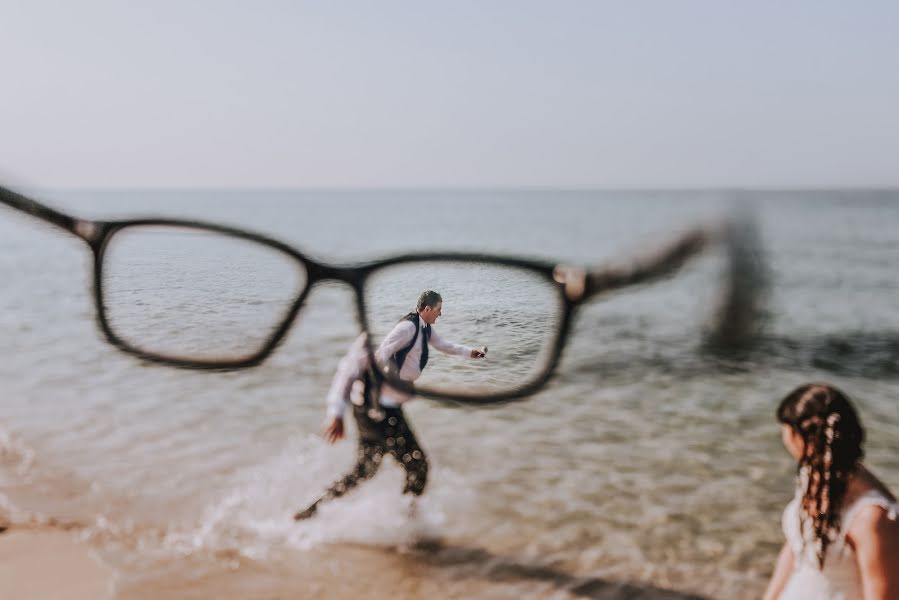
[764, 384, 899, 600]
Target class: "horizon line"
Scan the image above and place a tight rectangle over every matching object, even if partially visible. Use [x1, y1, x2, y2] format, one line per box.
[28, 184, 899, 193]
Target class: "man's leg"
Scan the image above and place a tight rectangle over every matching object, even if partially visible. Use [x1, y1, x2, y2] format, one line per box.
[294, 442, 384, 520]
[382, 407, 429, 497]
[294, 405, 386, 521]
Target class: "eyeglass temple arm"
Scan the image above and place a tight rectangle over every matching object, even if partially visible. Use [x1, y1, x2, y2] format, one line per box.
[581, 227, 710, 299]
[0, 185, 99, 243]
[571, 218, 766, 343]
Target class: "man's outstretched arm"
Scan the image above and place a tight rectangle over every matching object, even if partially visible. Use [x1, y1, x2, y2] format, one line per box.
[429, 329, 486, 358]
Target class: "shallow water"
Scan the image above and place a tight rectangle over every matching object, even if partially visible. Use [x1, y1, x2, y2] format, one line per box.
[1, 190, 898, 598]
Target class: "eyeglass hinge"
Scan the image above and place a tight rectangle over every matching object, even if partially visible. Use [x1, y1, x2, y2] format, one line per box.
[553, 264, 586, 302]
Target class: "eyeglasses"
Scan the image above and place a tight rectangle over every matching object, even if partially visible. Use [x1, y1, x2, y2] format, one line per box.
[1, 185, 764, 404]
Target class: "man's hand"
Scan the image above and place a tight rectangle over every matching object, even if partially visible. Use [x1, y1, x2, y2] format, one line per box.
[322, 415, 344, 444]
[471, 346, 487, 358]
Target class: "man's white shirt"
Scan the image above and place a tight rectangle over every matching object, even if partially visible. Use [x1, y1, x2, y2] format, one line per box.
[325, 318, 473, 418]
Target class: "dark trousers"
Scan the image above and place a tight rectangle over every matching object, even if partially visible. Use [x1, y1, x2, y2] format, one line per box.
[323, 403, 429, 501]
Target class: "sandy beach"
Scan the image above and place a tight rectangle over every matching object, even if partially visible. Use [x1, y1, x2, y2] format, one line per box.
[0, 523, 114, 600]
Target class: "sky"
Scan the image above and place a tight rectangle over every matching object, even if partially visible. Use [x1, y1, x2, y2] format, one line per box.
[1, 1, 898, 189]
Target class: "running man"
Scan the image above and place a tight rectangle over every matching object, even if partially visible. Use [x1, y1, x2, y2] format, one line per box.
[294, 290, 486, 520]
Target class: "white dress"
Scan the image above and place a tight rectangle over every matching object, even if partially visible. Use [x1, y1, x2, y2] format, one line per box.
[779, 484, 899, 599]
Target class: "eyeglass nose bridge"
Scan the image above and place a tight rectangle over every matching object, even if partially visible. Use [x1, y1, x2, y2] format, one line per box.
[304, 260, 366, 288]
[301, 260, 372, 332]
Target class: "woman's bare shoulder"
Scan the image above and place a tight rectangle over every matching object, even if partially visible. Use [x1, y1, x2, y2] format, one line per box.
[845, 465, 899, 547]
[854, 464, 897, 502]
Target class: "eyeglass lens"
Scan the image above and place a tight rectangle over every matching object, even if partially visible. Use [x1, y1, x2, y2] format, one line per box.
[364, 260, 564, 396]
[100, 225, 307, 362]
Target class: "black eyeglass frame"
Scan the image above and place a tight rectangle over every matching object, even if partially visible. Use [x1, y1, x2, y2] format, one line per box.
[1, 184, 761, 405]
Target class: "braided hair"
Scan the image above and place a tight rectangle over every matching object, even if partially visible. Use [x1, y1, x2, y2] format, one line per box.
[777, 383, 865, 568]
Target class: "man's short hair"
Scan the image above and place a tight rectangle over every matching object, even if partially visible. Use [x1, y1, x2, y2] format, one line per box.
[417, 290, 442, 312]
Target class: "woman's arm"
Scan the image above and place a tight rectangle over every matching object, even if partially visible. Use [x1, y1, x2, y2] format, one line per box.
[762, 542, 794, 600]
[848, 505, 899, 600]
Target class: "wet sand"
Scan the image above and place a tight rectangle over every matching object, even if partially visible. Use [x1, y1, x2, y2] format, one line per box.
[0, 523, 114, 600]
[112, 540, 711, 600]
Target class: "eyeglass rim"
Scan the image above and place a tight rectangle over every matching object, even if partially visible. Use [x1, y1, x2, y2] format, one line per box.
[89, 219, 577, 403]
